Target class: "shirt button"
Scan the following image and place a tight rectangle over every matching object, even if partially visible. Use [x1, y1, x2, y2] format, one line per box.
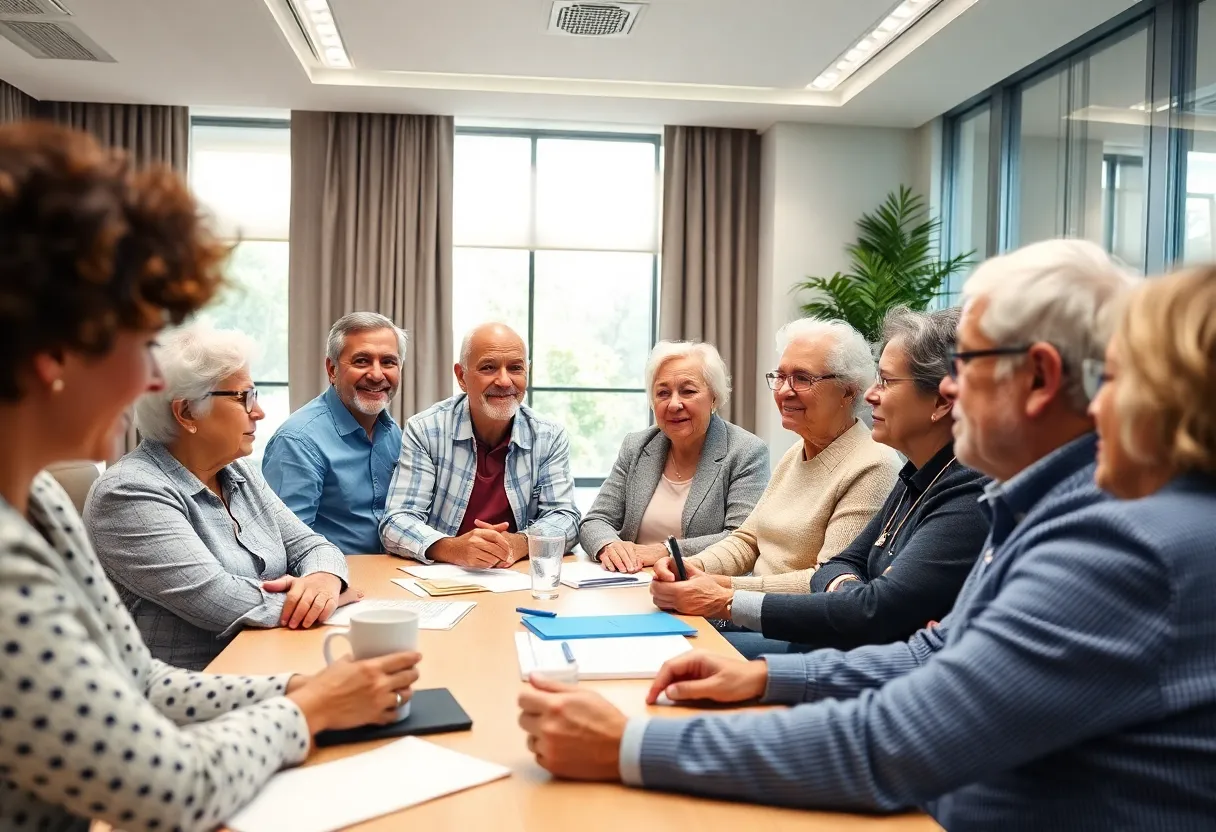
[983, 548, 994, 564]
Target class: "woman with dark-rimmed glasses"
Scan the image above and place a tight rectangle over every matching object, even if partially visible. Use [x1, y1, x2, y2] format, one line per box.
[86, 324, 360, 670]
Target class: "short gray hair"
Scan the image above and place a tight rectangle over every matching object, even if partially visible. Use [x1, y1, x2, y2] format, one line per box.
[879, 306, 960, 396]
[962, 238, 1140, 411]
[775, 318, 875, 416]
[134, 324, 256, 444]
[643, 341, 731, 412]
[326, 312, 408, 365]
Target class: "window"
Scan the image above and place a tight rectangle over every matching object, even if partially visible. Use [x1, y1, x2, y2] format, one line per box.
[452, 130, 661, 484]
[1182, 0, 1216, 263]
[1011, 21, 1151, 270]
[945, 103, 991, 300]
[188, 119, 291, 458]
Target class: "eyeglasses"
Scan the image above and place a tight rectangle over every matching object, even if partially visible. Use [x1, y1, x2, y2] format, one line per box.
[873, 375, 916, 391]
[765, 371, 838, 392]
[947, 346, 1032, 380]
[1081, 358, 1111, 403]
[209, 387, 259, 414]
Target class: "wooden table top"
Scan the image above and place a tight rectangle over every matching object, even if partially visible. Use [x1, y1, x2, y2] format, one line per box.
[201, 555, 941, 831]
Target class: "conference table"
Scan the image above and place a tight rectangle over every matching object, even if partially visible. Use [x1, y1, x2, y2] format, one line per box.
[205, 555, 942, 831]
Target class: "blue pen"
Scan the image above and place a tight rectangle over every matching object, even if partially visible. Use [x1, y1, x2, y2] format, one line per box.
[516, 606, 557, 618]
[561, 641, 576, 664]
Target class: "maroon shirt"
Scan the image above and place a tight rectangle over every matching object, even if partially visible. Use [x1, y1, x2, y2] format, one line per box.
[457, 434, 516, 535]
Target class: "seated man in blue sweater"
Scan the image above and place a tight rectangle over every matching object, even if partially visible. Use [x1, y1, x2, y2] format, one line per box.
[519, 240, 1216, 831]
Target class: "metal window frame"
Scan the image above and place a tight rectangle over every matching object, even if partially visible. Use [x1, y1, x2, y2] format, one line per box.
[454, 126, 663, 486]
[941, 0, 1206, 273]
[188, 116, 292, 391]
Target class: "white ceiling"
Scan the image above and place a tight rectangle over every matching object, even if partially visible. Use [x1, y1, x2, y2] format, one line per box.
[0, 0, 1144, 130]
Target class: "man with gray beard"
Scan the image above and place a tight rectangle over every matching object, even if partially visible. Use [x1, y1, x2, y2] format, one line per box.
[264, 312, 406, 554]
[380, 322, 580, 567]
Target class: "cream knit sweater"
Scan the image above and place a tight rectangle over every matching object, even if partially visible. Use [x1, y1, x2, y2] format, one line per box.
[687, 420, 900, 594]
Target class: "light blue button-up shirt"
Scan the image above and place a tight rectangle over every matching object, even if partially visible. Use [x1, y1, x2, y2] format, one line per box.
[263, 386, 402, 554]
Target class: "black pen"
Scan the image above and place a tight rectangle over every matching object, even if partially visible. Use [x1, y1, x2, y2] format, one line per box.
[666, 536, 688, 581]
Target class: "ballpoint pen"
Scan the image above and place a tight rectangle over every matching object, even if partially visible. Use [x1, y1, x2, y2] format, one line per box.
[666, 536, 688, 581]
[561, 641, 576, 664]
[515, 606, 557, 617]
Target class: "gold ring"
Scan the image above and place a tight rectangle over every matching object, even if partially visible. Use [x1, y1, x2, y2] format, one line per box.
[395, 692, 404, 708]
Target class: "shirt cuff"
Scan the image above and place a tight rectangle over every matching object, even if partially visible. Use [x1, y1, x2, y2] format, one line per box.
[760, 654, 811, 704]
[409, 529, 449, 564]
[297, 545, 350, 591]
[618, 715, 651, 786]
[277, 696, 313, 766]
[729, 590, 765, 631]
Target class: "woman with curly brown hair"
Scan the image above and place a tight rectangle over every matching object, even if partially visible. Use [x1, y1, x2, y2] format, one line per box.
[0, 122, 420, 832]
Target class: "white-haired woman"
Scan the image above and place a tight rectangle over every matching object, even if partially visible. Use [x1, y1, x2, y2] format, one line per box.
[651, 319, 901, 618]
[85, 324, 360, 671]
[580, 341, 770, 573]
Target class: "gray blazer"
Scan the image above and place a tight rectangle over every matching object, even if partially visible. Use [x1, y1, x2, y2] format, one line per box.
[579, 415, 770, 558]
[84, 441, 349, 671]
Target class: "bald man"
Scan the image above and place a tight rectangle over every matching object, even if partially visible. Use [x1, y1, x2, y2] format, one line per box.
[380, 323, 580, 566]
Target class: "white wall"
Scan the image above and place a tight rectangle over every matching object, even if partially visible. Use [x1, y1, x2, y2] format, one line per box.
[753, 122, 919, 456]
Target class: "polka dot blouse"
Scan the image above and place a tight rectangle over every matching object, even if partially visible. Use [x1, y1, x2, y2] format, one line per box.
[0, 473, 312, 831]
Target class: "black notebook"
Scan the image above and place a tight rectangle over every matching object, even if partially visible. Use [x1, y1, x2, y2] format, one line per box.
[314, 688, 473, 748]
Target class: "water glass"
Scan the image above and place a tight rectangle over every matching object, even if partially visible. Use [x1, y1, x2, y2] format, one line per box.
[527, 532, 565, 600]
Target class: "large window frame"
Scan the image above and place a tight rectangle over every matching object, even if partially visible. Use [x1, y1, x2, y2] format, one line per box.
[942, 0, 1203, 273]
[188, 115, 292, 457]
[453, 127, 662, 488]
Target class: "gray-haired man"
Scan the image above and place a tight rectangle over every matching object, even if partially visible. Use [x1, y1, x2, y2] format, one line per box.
[264, 312, 406, 554]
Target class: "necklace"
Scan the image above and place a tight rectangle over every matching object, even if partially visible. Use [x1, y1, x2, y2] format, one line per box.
[874, 457, 956, 548]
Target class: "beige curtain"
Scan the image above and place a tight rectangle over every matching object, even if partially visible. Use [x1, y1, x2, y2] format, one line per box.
[39, 102, 189, 460]
[660, 125, 762, 431]
[39, 101, 188, 172]
[0, 79, 33, 123]
[288, 110, 454, 425]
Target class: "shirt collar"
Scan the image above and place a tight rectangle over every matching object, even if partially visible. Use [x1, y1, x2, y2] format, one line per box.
[324, 385, 395, 438]
[142, 440, 246, 495]
[452, 393, 533, 451]
[982, 432, 1098, 522]
[901, 441, 958, 496]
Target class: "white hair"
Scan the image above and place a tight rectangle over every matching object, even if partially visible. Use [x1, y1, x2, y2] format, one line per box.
[644, 341, 732, 412]
[326, 312, 408, 364]
[962, 238, 1140, 412]
[775, 318, 875, 417]
[134, 324, 257, 444]
[459, 322, 528, 368]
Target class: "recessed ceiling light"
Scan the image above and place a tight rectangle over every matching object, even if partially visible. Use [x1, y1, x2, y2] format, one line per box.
[288, 0, 353, 69]
[807, 0, 948, 92]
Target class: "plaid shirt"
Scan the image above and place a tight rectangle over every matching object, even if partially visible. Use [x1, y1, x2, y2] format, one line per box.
[380, 394, 580, 561]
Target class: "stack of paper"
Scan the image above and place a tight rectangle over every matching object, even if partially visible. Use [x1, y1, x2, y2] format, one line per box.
[515, 632, 692, 680]
[324, 598, 475, 631]
[400, 564, 531, 593]
[560, 560, 653, 590]
[226, 737, 509, 832]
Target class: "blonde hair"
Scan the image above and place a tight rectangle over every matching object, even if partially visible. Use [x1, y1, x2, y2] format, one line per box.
[1113, 267, 1216, 476]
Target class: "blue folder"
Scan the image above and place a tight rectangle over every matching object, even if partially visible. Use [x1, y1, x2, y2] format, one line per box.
[521, 611, 697, 641]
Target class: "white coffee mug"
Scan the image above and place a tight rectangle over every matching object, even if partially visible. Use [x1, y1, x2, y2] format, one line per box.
[322, 609, 419, 720]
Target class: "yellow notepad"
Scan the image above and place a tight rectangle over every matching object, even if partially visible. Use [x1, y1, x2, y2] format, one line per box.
[414, 578, 490, 597]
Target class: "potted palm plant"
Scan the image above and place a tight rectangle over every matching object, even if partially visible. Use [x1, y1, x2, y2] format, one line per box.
[793, 186, 973, 342]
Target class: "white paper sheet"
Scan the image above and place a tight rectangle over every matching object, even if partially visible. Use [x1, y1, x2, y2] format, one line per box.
[559, 560, 653, 589]
[226, 737, 509, 832]
[514, 632, 692, 680]
[400, 564, 532, 593]
[390, 577, 430, 598]
[324, 598, 475, 630]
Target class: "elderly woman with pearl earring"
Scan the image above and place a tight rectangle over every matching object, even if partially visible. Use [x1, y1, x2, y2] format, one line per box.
[580, 341, 770, 573]
[85, 324, 359, 671]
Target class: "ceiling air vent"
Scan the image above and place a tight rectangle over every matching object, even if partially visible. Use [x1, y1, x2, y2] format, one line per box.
[0, 20, 113, 61]
[548, 2, 645, 38]
[0, 0, 70, 17]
